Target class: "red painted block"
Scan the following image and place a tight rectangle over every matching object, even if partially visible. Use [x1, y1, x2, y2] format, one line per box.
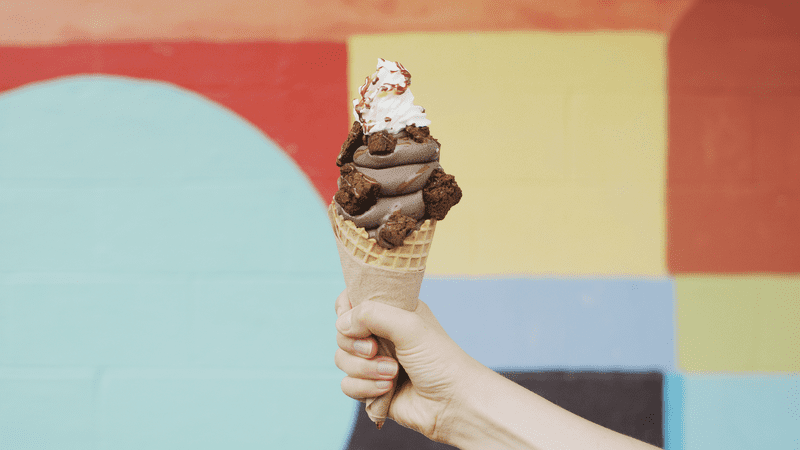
[753, 96, 800, 186]
[669, 1, 800, 93]
[668, 93, 754, 185]
[668, 0, 800, 273]
[0, 43, 348, 202]
[668, 187, 800, 272]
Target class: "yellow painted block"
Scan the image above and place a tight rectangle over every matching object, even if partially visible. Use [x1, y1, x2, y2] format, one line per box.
[676, 276, 800, 372]
[426, 181, 664, 275]
[348, 32, 667, 275]
[568, 93, 666, 185]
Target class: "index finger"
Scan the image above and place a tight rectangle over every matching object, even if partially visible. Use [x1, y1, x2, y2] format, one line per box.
[335, 289, 352, 317]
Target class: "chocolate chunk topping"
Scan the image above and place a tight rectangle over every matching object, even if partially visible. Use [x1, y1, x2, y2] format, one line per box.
[378, 211, 418, 248]
[338, 162, 356, 176]
[367, 130, 397, 155]
[334, 163, 380, 216]
[404, 124, 431, 143]
[336, 121, 365, 167]
[422, 168, 462, 221]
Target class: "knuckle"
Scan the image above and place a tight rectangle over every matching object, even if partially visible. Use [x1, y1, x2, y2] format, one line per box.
[340, 377, 358, 399]
[335, 331, 346, 349]
[356, 301, 376, 324]
[334, 349, 345, 370]
[335, 293, 345, 315]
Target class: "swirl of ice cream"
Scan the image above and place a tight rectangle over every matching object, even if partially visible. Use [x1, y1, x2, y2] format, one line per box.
[352, 137, 439, 169]
[335, 59, 461, 248]
[337, 131, 440, 231]
[353, 58, 431, 135]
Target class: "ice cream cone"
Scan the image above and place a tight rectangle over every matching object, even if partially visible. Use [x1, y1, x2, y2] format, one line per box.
[328, 201, 436, 427]
[329, 202, 436, 270]
[330, 59, 460, 429]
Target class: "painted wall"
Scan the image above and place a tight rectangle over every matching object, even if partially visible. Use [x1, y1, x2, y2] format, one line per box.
[1, 0, 798, 449]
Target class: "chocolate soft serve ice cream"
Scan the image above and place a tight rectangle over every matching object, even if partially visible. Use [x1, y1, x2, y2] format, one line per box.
[334, 59, 461, 248]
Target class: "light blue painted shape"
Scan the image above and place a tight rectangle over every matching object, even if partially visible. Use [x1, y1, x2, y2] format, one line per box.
[420, 278, 676, 370]
[683, 374, 800, 450]
[187, 276, 346, 369]
[0, 368, 96, 450]
[0, 275, 193, 366]
[0, 76, 351, 449]
[664, 373, 684, 450]
[97, 369, 353, 450]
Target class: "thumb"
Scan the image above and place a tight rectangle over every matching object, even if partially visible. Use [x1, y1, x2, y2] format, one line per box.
[337, 300, 424, 350]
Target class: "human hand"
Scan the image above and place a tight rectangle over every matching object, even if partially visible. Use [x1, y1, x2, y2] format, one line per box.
[334, 289, 489, 443]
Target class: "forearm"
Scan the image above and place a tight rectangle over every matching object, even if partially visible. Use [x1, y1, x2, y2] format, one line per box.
[443, 367, 661, 450]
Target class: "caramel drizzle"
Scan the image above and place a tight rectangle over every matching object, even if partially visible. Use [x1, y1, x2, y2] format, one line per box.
[396, 164, 431, 192]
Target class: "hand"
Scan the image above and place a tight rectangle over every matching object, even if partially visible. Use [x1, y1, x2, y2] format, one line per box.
[334, 289, 489, 442]
[335, 290, 663, 450]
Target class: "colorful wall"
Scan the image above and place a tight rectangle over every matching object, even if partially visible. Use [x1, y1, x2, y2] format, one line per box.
[0, 1, 797, 449]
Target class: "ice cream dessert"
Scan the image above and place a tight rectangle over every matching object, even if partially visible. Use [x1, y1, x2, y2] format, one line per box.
[334, 59, 461, 249]
[329, 59, 462, 429]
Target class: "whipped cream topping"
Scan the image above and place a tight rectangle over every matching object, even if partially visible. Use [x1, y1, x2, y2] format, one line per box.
[353, 59, 432, 135]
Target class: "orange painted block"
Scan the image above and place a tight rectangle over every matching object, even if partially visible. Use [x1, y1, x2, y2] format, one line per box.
[0, 0, 695, 45]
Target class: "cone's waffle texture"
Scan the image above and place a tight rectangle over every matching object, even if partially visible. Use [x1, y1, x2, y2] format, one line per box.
[328, 202, 436, 270]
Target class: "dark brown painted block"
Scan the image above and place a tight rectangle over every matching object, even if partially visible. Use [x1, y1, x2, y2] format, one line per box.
[345, 371, 664, 449]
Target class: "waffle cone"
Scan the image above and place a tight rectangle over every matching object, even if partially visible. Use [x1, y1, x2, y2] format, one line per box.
[328, 202, 436, 270]
[329, 201, 436, 428]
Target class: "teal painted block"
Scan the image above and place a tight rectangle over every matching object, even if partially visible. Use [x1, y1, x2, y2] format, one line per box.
[98, 369, 354, 450]
[0, 369, 95, 450]
[276, 185, 342, 276]
[0, 276, 191, 366]
[0, 75, 352, 448]
[683, 375, 800, 449]
[0, 75, 330, 275]
[188, 275, 344, 369]
[664, 373, 684, 450]
[0, 75, 343, 366]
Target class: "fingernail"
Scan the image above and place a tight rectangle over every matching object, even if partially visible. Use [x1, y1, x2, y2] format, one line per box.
[353, 340, 372, 356]
[375, 380, 391, 389]
[377, 361, 397, 376]
[336, 311, 351, 331]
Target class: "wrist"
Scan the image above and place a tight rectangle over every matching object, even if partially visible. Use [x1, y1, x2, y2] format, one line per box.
[430, 362, 534, 450]
[449, 369, 539, 450]
[441, 368, 663, 450]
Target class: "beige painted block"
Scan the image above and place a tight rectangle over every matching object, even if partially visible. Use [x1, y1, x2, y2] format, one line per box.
[676, 276, 800, 372]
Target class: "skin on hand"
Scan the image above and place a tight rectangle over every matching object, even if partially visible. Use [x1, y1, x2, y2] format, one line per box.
[334, 289, 489, 442]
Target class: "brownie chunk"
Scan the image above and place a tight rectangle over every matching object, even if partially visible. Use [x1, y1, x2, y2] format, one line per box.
[404, 124, 431, 143]
[378, 211, 418, 248]
[367, 130, 397, 155]
[336, 121, 365, 167]
[335, 164, 380, 216]
[422, 168, 462, 220]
